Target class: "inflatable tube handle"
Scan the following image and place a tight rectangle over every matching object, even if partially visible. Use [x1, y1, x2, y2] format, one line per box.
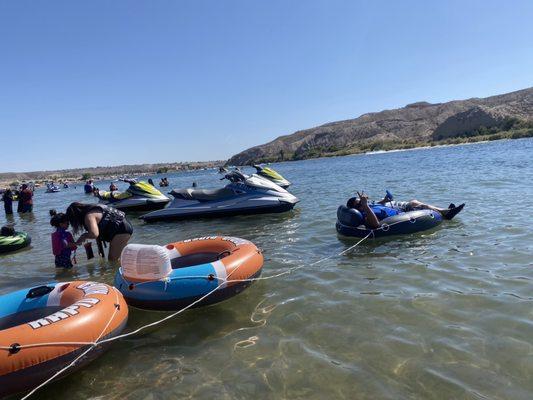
[216, 250, 232, 260]
[26, 285, 54, 299]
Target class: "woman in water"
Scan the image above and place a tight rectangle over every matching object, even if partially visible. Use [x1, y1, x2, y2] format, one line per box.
[50, 210, 77, 268]
[66, 202, 133, 262]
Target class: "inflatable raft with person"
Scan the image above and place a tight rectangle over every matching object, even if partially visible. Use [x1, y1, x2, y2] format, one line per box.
[336, 205, 443, 238]
[0, 231, 31, 254]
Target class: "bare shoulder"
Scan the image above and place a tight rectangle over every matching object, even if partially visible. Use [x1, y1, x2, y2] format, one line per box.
[85, 209, 103, 223]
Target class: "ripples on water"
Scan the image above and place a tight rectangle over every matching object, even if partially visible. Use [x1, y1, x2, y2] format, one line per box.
[1, 139, 533, 399]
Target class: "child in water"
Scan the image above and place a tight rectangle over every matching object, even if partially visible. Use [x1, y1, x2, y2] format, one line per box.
[50, 209, 77, 268]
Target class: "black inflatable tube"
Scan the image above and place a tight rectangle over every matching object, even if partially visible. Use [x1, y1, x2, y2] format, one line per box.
[336, 207, 443, 238]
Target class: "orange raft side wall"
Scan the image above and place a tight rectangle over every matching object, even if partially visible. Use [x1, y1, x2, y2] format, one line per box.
[170, 236, 264, 284]
[0, 281, 128, 378]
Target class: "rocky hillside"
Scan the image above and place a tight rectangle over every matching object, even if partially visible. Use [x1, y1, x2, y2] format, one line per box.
[228, 87, 533, 165]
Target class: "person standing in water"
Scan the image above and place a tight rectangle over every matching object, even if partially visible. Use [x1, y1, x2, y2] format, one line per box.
[50, 210, 77, 268]
[16, 189, 23, 213]
[1, 188, 14, 215]
[66, 202, 133, 262]
[19, 184, 33, 213]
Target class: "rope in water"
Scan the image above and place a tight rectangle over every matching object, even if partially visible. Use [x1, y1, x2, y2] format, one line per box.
[20, 288, 122, 400]
[11, 220, 404, 399]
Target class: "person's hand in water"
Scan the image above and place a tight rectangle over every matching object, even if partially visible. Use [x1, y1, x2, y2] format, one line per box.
[75, 233, 89, 246]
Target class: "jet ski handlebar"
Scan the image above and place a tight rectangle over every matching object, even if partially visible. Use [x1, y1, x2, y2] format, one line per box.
[222, 170, 248, 183]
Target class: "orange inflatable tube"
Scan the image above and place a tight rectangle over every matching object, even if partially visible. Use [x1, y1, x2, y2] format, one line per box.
[115, 236, 264, 310]
[0, 281, 128, 398]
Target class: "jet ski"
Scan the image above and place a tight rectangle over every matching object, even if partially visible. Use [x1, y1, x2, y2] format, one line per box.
[141, 170, 299, 222]
[253, 165, 291, 188]
[97, 180, 170, 212]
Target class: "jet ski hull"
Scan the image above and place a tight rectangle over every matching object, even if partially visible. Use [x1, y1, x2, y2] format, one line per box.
[102, 198, 170, 212]
[141, 200, 296, 222]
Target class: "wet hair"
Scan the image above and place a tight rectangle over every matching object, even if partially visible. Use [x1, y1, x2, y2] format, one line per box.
[49, 209, 69, 228]
[1, 226, 15, 236]
[66, 202, 99, 234]
[346, 197, 359, 208]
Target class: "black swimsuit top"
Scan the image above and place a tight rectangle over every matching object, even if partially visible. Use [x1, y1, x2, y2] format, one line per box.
[87, 205, 126, 242]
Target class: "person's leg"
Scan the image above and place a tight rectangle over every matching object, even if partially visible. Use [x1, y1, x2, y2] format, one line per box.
[408, 199, 465, 219]
[108, 234, 131, 261]
[407, 199, 447, 213]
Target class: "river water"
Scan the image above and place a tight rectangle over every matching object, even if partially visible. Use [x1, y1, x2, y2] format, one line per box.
[1, 138, 532, 400]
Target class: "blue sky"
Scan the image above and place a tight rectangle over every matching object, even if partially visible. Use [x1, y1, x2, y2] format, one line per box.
[1, 0, 532, 172]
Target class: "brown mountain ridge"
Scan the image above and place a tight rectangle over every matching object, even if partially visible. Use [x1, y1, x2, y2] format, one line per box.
[228, 87, 533, 165]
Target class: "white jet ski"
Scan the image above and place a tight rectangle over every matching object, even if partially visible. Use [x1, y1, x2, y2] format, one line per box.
[141, 170, 299, 221]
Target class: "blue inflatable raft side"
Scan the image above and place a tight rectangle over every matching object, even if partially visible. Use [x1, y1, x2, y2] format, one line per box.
[336, 205, 443, 238]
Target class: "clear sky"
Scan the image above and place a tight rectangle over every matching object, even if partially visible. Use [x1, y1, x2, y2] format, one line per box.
[1, 0, 532, 172]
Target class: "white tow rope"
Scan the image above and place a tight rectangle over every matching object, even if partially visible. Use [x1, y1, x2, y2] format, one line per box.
[14, 220, 405, 399]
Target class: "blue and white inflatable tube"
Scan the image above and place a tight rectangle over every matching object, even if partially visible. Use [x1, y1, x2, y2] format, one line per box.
[336, 205, 443, 238]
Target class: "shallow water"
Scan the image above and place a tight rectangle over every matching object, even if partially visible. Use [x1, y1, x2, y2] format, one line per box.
[1, 138, 533, 400]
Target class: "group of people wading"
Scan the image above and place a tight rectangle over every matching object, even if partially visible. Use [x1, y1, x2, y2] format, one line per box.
[1, 181, 133, 267]
[1, 184, 34, 215]
[2, 178, 465, 270]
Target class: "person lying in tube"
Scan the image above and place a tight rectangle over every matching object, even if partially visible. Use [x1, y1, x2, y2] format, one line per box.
[346, 191, 465, 229]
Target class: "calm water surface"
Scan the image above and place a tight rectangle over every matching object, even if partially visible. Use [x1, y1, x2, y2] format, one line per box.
[1, 139, 532, 400]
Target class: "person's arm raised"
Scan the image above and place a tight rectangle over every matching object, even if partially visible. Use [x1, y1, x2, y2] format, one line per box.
[358, 191, 380, 229]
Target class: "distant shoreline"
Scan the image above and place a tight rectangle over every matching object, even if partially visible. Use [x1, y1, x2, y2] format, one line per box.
[363, 138, 492, 155]
[230, 128, 533, 166]
[2, 133, 532, 189]
[0, 160, 224, 188]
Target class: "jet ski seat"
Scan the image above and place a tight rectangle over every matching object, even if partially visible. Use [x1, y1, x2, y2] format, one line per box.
[99, 191, 133, 201]
[170, 187, 236, 202]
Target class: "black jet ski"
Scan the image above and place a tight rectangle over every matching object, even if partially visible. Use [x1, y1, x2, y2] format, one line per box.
[98, 180, 170, 212]
[253, 165, 291, 188]
[141, 170, 299, 221]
